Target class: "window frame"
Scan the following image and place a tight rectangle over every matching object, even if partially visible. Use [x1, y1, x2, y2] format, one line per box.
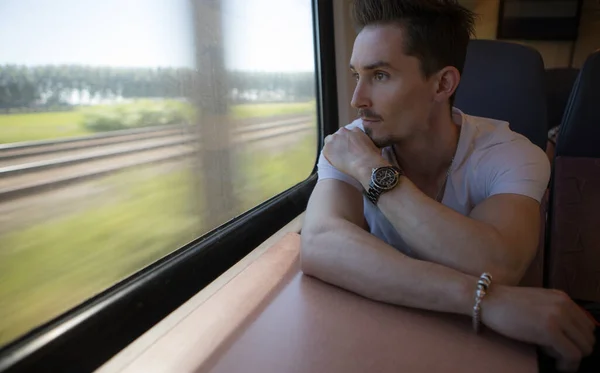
[0, 0, 339, 372]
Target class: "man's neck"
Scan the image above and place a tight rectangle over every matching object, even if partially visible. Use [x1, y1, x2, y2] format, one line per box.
[392, 109, 460, 184]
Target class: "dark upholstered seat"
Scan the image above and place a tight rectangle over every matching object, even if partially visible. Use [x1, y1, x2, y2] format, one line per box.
[547, 50, 600, 302]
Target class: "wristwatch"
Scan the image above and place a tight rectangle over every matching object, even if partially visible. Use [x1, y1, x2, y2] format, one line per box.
[364, 165, 402, 204]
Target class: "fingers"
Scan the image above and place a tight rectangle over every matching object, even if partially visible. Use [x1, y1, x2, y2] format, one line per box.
[550, 333, 582, 372]
[324, 127, 368, 146]
[567, 304, 596, 355]
[541, 346, 578, 373]
[564, 315, 595, 357]
[550, 290, 596, 355]
[557, 357, 581, 373]
[542, 345, 580, 373]
[324, 128, 346, 145]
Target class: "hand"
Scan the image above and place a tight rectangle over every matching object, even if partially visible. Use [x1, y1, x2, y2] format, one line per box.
[323, 127, 387, 181]
[482, 285, 596, 372]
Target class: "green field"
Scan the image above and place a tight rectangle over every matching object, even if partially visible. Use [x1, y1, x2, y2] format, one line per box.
[0, 111, 88, 143]
[231, 101, 315, 119]
[0, 100, 316, 144]
[0, 132, 317, 347]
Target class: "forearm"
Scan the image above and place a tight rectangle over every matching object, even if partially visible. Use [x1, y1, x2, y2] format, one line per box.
[384, 177, 518, 282]
[358, 169, 517, 284]
[300, 218, 478, 316]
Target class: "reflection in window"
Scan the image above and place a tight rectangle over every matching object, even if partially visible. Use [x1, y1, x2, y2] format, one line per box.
[0, 0, 317, 348]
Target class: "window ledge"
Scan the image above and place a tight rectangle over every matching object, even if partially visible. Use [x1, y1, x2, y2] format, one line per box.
[95, 213, 304, 373]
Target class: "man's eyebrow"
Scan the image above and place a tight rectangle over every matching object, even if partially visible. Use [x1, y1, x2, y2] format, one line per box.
[349, 61, 393, 70]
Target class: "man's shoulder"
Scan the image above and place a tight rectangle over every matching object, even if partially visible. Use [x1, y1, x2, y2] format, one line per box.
[464, 113, 546, 162]
[460, 113, 550, 202]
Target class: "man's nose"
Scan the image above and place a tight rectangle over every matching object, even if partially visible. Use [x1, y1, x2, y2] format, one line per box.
[350, 80, 372, 109]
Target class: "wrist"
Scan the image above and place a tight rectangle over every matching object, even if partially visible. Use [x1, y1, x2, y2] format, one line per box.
[458, 274, 480, 317]
[355, 157, 393, 190]
[481, 282, 504, 306]
[460, 273, 503, 331]
[479, 283, 506, 326]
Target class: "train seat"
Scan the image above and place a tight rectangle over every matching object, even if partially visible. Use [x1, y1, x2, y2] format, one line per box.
[455, 39, 548, 151]
[545, 67, 580, 132]
[454, 39, 548, 287]
[547, 50, 600, 302]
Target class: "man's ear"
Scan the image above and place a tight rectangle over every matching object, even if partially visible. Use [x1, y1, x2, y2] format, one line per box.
[433, 66, 460, 103]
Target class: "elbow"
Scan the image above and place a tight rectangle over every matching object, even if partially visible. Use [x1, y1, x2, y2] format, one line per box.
[473, 260, 520, 286]
[476, 232, 526, 287]
[299, 220, 341, 278]
[488, 262, 523, 288]
[299, 227, 325, 277]
[493, 256, 537, 287]
[498, 240, 544, 287]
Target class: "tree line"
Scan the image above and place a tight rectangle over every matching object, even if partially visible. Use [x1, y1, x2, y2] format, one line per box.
[0, 65, 316, 111]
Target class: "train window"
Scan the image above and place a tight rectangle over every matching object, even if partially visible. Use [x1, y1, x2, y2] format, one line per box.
[0, 0, 318, 350]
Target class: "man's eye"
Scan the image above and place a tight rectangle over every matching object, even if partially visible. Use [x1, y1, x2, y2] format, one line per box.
[375, 72, 387, 81]
[352, 73, 359, 81]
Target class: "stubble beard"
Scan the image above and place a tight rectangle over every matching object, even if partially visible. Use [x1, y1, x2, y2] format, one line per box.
[364, 126, 395, 149]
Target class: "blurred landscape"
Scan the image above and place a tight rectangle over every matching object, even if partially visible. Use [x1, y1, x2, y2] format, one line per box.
[0, 64, 318, 347]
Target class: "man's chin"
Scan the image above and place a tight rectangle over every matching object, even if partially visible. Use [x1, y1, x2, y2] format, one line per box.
[373, 139, 393, 149]
[365, 129, 393, 148]
[370, 135, 394, 149]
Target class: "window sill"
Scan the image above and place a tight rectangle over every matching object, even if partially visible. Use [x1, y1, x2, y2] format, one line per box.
[95, 213, 305, 373]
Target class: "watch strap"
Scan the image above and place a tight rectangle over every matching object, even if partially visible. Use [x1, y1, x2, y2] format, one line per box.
[364, 166, 402, 204]
[365, 180, 383, 204]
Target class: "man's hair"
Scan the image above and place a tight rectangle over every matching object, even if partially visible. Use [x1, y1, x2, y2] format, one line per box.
[351, 0, 476, 79]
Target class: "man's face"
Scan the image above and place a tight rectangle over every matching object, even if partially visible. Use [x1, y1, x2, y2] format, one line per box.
[350, 24, 437, 148]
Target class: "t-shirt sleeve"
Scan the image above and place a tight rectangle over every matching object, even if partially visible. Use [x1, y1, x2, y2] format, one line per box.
[316, 150, 363, 191]
[481, 140, 551, 203]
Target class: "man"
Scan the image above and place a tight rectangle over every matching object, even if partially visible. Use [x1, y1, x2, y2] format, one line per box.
[300, 1, 596, 372]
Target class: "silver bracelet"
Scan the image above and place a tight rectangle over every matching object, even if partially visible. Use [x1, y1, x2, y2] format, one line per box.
[472, 272, 492, 333]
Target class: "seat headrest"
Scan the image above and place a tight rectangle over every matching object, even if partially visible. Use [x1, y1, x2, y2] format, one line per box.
[545, 68, 580, 131]
[455, 39, 547, 150]
[555, 50, 600, 158]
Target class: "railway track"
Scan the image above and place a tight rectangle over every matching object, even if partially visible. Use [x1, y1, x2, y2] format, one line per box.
[0, 115, 314, 202]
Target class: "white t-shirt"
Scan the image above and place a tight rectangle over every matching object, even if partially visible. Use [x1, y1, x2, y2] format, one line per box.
[317, 107, 551, 257]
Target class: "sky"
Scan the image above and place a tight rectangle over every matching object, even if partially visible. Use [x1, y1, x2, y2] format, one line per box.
[0, 0, 315, 72]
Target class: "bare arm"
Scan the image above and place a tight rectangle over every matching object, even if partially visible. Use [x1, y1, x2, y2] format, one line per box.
[321, 126, 549, 286]
[355, 167, 541, 285]
[301, 179, 480, 315]
[301, 179, 596, 370]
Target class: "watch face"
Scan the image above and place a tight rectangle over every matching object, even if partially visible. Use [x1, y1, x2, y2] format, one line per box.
[372, 167, 399, 189]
